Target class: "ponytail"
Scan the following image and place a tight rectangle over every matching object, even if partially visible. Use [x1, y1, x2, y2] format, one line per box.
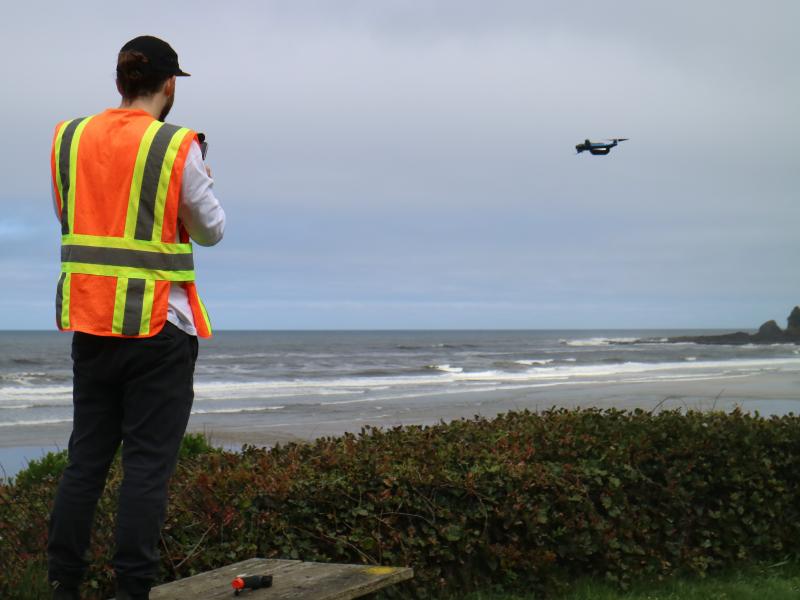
[116, 50, 170, 100]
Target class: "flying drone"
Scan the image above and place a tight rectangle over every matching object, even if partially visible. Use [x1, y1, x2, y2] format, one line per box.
[575, 138, 628, 155]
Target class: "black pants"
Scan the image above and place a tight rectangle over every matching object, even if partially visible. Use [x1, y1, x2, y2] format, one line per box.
[48, 322, 198, 593]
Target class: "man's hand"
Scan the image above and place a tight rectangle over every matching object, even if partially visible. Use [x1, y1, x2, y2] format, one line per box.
[205, 165, 213, 178]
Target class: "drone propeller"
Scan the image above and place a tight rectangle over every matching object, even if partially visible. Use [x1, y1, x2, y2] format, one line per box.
[606, 138, 629, 142]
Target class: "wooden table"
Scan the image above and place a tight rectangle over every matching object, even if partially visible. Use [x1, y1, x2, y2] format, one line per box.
[127, 558, 413, 600]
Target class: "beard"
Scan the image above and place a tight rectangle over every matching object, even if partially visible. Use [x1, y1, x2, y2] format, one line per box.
[159, 93, 174, 121]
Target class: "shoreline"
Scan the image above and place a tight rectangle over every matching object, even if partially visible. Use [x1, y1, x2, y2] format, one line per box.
[4, 369, 797, 457]
[192, 370, 800, 448]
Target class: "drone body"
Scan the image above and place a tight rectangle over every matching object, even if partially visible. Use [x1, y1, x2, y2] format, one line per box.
[575, 138, 628, 155]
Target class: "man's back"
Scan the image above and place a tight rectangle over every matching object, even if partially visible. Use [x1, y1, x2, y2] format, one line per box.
[52, 107, 217, 338]
[57, 110, 157, 238]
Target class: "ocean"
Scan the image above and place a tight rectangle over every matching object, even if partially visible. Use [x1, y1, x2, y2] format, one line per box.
[3, 329, 800, 475]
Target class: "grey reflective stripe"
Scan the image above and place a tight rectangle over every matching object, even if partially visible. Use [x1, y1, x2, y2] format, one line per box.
[122, 279, 146, 336]
[58, 118, 84, 235]
[55, 273, 66, 323]
[61, 245, 194, 271]
[135, 123, 183, 241]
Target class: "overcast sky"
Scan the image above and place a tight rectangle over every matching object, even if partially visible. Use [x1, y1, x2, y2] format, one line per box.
[1, 1, 798, 329]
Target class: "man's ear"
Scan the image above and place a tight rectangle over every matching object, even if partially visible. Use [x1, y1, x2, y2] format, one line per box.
[164, 76, 176, 96]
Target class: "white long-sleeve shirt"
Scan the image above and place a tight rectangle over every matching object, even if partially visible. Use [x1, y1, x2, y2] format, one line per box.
[52, 138, 226, 336]
[167, 140, 225, 334]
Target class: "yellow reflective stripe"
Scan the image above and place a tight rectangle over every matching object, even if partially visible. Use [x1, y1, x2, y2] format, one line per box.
[112, 278, 129, 334]
[197, 293, 212, 334]
[62, 262, 195, 281]
[151, 127, 191, 241]
[139, 279, 156, 335]
[125, 121, 162, 238]
[53, 121, 71, 211]
[66, 117, 94, 234]
[60, 273, 72, 329]
[62, 233, 192, 255]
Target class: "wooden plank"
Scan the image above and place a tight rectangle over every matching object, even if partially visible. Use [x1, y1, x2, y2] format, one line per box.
[252, 561, 413, 600]
[137, 558, 413, 600]
[145, 559, 299, 599]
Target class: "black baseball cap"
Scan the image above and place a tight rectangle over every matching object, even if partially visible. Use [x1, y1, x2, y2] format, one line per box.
[119, 35, 190, 77]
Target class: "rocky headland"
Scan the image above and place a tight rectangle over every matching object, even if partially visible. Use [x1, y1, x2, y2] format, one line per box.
[664, 306, 800, 345]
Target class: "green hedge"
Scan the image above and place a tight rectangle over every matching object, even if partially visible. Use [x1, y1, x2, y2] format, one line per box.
[1, 409, 799, 599]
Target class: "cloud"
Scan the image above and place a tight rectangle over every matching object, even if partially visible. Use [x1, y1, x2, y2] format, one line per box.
[1, 1, 799, 329]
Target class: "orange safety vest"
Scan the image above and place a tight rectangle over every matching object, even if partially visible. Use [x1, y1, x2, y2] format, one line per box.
[50, 109, 212, 338]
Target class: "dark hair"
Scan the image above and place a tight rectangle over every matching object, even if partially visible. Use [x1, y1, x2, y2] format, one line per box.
[116, 50, 170, 100]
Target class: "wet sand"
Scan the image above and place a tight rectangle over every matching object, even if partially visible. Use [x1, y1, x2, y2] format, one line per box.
[189, 373, 800, 447]
[183, 370, 800, 448]
[3, 370, 799, 459]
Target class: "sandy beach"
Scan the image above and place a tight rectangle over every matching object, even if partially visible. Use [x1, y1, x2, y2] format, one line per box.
[195, 370, 800, 448]
[5, 369, 796, 455]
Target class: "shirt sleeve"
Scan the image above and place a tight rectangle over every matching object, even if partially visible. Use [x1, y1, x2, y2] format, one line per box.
[179, 140, 226, 246]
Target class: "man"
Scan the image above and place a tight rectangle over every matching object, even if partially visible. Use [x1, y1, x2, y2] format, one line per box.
[47, 36, 225, 600]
